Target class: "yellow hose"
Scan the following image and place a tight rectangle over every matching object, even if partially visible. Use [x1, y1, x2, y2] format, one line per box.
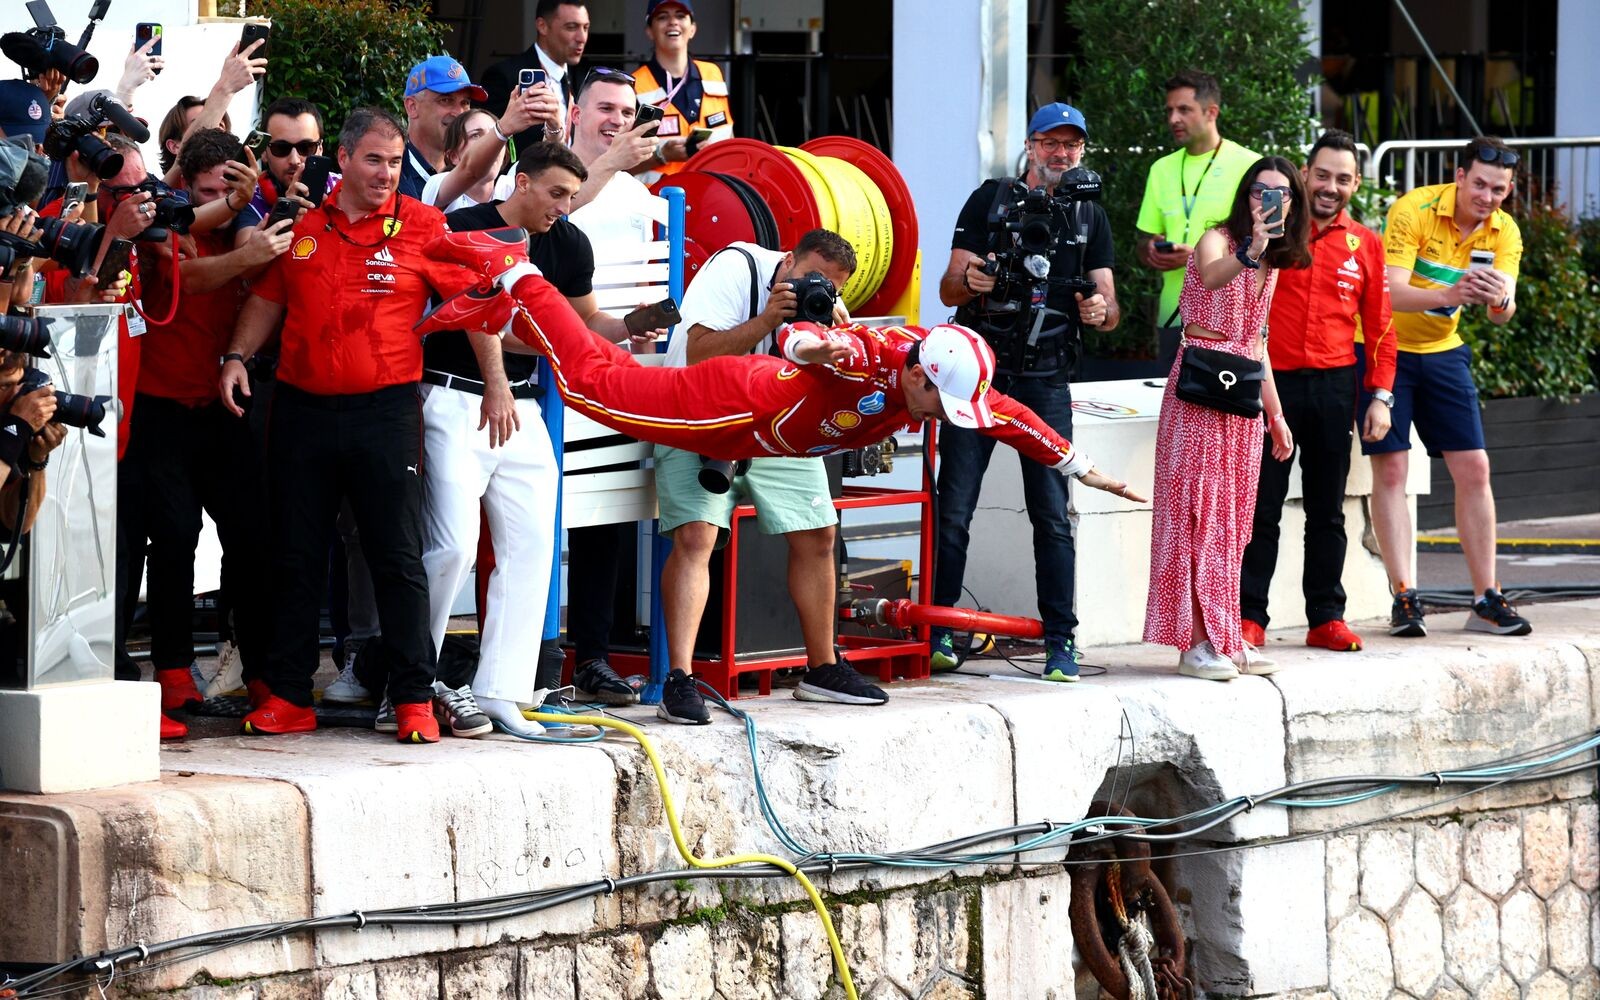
[526, 712, 860, 999]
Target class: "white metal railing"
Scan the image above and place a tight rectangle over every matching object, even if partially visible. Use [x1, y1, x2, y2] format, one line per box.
[1367, 137, 1600, 218]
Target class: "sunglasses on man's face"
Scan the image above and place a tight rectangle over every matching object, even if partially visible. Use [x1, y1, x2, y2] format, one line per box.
[1471, 146, 1520, 168]
[268, 139, 320, 158]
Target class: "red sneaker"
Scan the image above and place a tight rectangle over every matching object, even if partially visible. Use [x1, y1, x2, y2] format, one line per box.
[1241, 619, 1266, 648]
[1306, 619, 1364, 652]
[160, 712, 188, 740]
[245, 678, 271, 710]
[423, 227, 530, 278]
[394, 702, 440, 744]
[414, 284, 515, 337]
[242, 695, 318, 735]
[156, 666, 203, 712]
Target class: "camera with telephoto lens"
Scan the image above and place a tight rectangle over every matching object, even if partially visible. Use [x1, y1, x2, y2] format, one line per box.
[116, 178, 193, 240]
[31, 216, 106, 276]
[0, 314, 53, 357]
[697, 456, 751, 495]
[17, 367, 110, 437]
[1, 24, 97, 86]
[783, 271, 838, 325]
[41, 92, 149, 180]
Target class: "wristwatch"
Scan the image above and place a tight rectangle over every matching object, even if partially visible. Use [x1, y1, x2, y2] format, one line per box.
[1371, 388, 1395, 408]
[221, 352, 247, 366]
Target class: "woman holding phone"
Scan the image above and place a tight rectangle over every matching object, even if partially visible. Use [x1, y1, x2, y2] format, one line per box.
[1145, 156, 1310, 681]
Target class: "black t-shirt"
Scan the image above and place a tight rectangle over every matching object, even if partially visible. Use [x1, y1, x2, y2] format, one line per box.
[950, 178, 1114, 342]
[425, 201, 595, 383]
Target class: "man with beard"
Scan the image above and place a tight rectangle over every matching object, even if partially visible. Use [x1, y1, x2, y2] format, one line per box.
[932, 102, 1119, 680]
[1239, 129, 1396, 653]
[401, 56, 488, 199]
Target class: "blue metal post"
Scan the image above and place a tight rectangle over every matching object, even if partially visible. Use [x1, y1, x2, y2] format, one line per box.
[542, 363, 564, 643]
[643, 186, 688, 705]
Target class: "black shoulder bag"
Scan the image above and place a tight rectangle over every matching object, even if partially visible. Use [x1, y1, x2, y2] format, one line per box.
[1174, 343, 1264, 419]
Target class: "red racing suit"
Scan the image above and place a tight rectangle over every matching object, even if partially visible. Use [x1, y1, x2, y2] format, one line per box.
[505, 273, 1091, 473]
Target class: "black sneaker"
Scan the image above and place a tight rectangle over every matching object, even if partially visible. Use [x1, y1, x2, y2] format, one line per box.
[573, 658, 640, 706]
[1389, 588, 1427, 637]
[1467, 588, 1532, 636]
[656, 669, 711, 725]
[795, 663, 889, 705]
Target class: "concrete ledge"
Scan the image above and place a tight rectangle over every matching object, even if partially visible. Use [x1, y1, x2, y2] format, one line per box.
[2, 599, 1595, 997]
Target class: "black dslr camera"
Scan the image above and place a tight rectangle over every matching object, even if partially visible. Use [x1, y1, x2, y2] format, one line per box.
[43, 92, 148, 179]
[784, 271, 838, 325]
[0, 0, 108, 86]
[17, 367, 111, 437]
[108, 178, 194, 241]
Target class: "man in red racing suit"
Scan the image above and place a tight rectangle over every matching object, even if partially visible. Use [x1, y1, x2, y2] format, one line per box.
[418, 228, 1147, 502]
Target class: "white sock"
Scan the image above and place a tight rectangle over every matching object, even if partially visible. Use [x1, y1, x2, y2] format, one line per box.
[476, 695, 545, 737]
[496, 261, 543, 294]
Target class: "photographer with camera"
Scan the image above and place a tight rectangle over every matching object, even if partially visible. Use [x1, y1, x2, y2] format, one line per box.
[122, 128, 294, 719]
[649, 229, 880, 725]
[933, 103, 1119, 680]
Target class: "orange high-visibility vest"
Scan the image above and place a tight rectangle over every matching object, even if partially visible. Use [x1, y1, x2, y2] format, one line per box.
[632, 59, 733, 176]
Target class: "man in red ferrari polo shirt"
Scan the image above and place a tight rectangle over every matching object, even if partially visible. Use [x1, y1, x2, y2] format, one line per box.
[219, 107, 479, 744]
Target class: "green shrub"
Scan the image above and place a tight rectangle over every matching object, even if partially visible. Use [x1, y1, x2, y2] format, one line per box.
[1456, 202, 1600, 398]
[1066, 0, 1317, 358]
[253, 0, 446, 134]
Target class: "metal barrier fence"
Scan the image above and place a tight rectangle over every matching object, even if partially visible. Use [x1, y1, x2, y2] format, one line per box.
[1367, 137, 1600, 217]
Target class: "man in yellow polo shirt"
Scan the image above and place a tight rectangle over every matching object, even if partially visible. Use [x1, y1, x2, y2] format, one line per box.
[1135, 69, 1260, 370]
[1366, 135, 1529, 638]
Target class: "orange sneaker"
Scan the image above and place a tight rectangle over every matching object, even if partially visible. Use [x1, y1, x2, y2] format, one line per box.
[245, 678, 271, 710]
[160, 712, 188, 740]
[395, 702, 440, 744]
[1241, 619, 1266, 648]
[242, 695, 318, 735]
[1306, 619, 1363, 652]
[156, 666, 203, 712]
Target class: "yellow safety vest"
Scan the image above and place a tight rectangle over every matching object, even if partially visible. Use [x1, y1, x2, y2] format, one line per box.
[632, 59, 733, 176]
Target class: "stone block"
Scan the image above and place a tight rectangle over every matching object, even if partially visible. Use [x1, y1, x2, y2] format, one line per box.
[650, 924, 715, 1000]
[1464, 816, 1523, 900]
[1415, 821, 1463, 901]
[518, 942, 577, 1000]
[1277, 640, 1595, 833]
[1499, 887, 1548, 984]
[1359, 828, 1414, 917]
[1388, 890, 1444, 996]
[0, 774, 313, 989]
[318, 966, 380, 999]
[0, 680, 159, 793]
[782, 909, 835, 1000]
[374, 956, 440, 999]
[1327, 909, 1392, 1000]
[1574, 970, 1600, 1000]
[837, 901, 884, 995]
[1572, 801, 1598, 892]
[1546, 883, 1592, 979]
[979, 872, 1075, 999]
[1327, 835, 1359, 924]
[919, 976, 977, 1000]
[1442, 885, 1500, 989]
[1524, 806, 1572, 899]
[1478, 968, 1522, 1000]
[1178, 838, 1326, 994]
[1526, 971, 1573, 1000]
[710, 914, 782, 1000]
[576, 932, 649, 1000]
[863, 983, 911, 1000]
[442, 949, 516, 999]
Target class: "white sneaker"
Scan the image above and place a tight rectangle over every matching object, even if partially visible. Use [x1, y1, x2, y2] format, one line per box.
[1236, 643, 1279, 676]
[202, 640, 245, 700]
[1178, 641, 1238, 682]
[322, 639, 372, 704]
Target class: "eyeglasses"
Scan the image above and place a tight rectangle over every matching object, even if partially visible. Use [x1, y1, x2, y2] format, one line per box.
[1471, 145, 1520, 168]
[1248, 182, 1293, 199]
[267, 138, 320, 158]
[1031, 137, 1085, 154]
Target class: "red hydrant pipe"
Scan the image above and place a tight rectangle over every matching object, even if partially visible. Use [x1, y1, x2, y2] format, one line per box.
[844, 598, 1045, 640]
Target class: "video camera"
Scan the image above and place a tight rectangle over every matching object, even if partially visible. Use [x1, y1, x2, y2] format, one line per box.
[43, 92, 150, 179]
[17, 366, 110, 437]
[1, 0, 113, 86]
[979, 166, 1102, 316]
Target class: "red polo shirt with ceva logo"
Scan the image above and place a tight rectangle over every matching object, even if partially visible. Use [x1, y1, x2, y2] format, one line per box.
[250, 183, 477, 395]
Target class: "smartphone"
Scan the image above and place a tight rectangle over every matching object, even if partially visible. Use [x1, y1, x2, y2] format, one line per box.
[518, 68, 547, 91]
[240, 21, 271, 60]
[24, 1, 54, 29]
[135, 22, 162, 71]
[1153, 240, 1175, 253]
[1468, 248, 1496, 271]
[95, 237, 133, 290]
[688, 127, 713, 144]
[264, 197, 300, 230]
[63, 181, 89, 215]
[634, 103, 665, 134]
[297, 155, 335, 207]
[245, 129, 270, 153]
[1260, 188, 1284, 230]
[623, 298, 682, 337]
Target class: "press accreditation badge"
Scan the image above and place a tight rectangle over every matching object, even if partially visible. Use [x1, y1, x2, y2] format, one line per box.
[125, 304, 147, 337]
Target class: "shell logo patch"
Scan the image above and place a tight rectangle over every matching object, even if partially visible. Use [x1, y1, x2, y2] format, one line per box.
[383, 217, 404, 238]
[292, 236, 317, 259]
[832, 410, 861, 430]
[1346, 233, 1361, 252]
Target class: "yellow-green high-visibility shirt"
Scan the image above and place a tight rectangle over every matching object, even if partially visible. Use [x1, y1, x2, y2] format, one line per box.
[1136, 138, 1261, 325]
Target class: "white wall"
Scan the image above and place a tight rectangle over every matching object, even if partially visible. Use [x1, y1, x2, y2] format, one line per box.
[1555, 0, 1600, 209]
[892, 0, 1025, 328]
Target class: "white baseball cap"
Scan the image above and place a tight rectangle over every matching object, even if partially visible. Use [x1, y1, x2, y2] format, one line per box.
[918, 324, 997, 428]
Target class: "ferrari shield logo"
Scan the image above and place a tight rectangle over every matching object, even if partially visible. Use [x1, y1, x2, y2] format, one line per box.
[1346, 233, 1361, 252]
[383, 217, 404, 238]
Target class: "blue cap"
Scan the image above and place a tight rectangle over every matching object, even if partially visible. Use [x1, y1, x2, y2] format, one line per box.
[404, 56, 488, 102]
[646, 0, 695, 17]
[0, 80, 50, 147]
[1028, 102, 1088, 139]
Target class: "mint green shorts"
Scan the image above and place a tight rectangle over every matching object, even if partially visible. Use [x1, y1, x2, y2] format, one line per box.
[653, 445, 837, 549]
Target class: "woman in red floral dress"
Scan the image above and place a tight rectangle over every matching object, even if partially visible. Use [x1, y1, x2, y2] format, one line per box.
[1145, 157, 1311, 681]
